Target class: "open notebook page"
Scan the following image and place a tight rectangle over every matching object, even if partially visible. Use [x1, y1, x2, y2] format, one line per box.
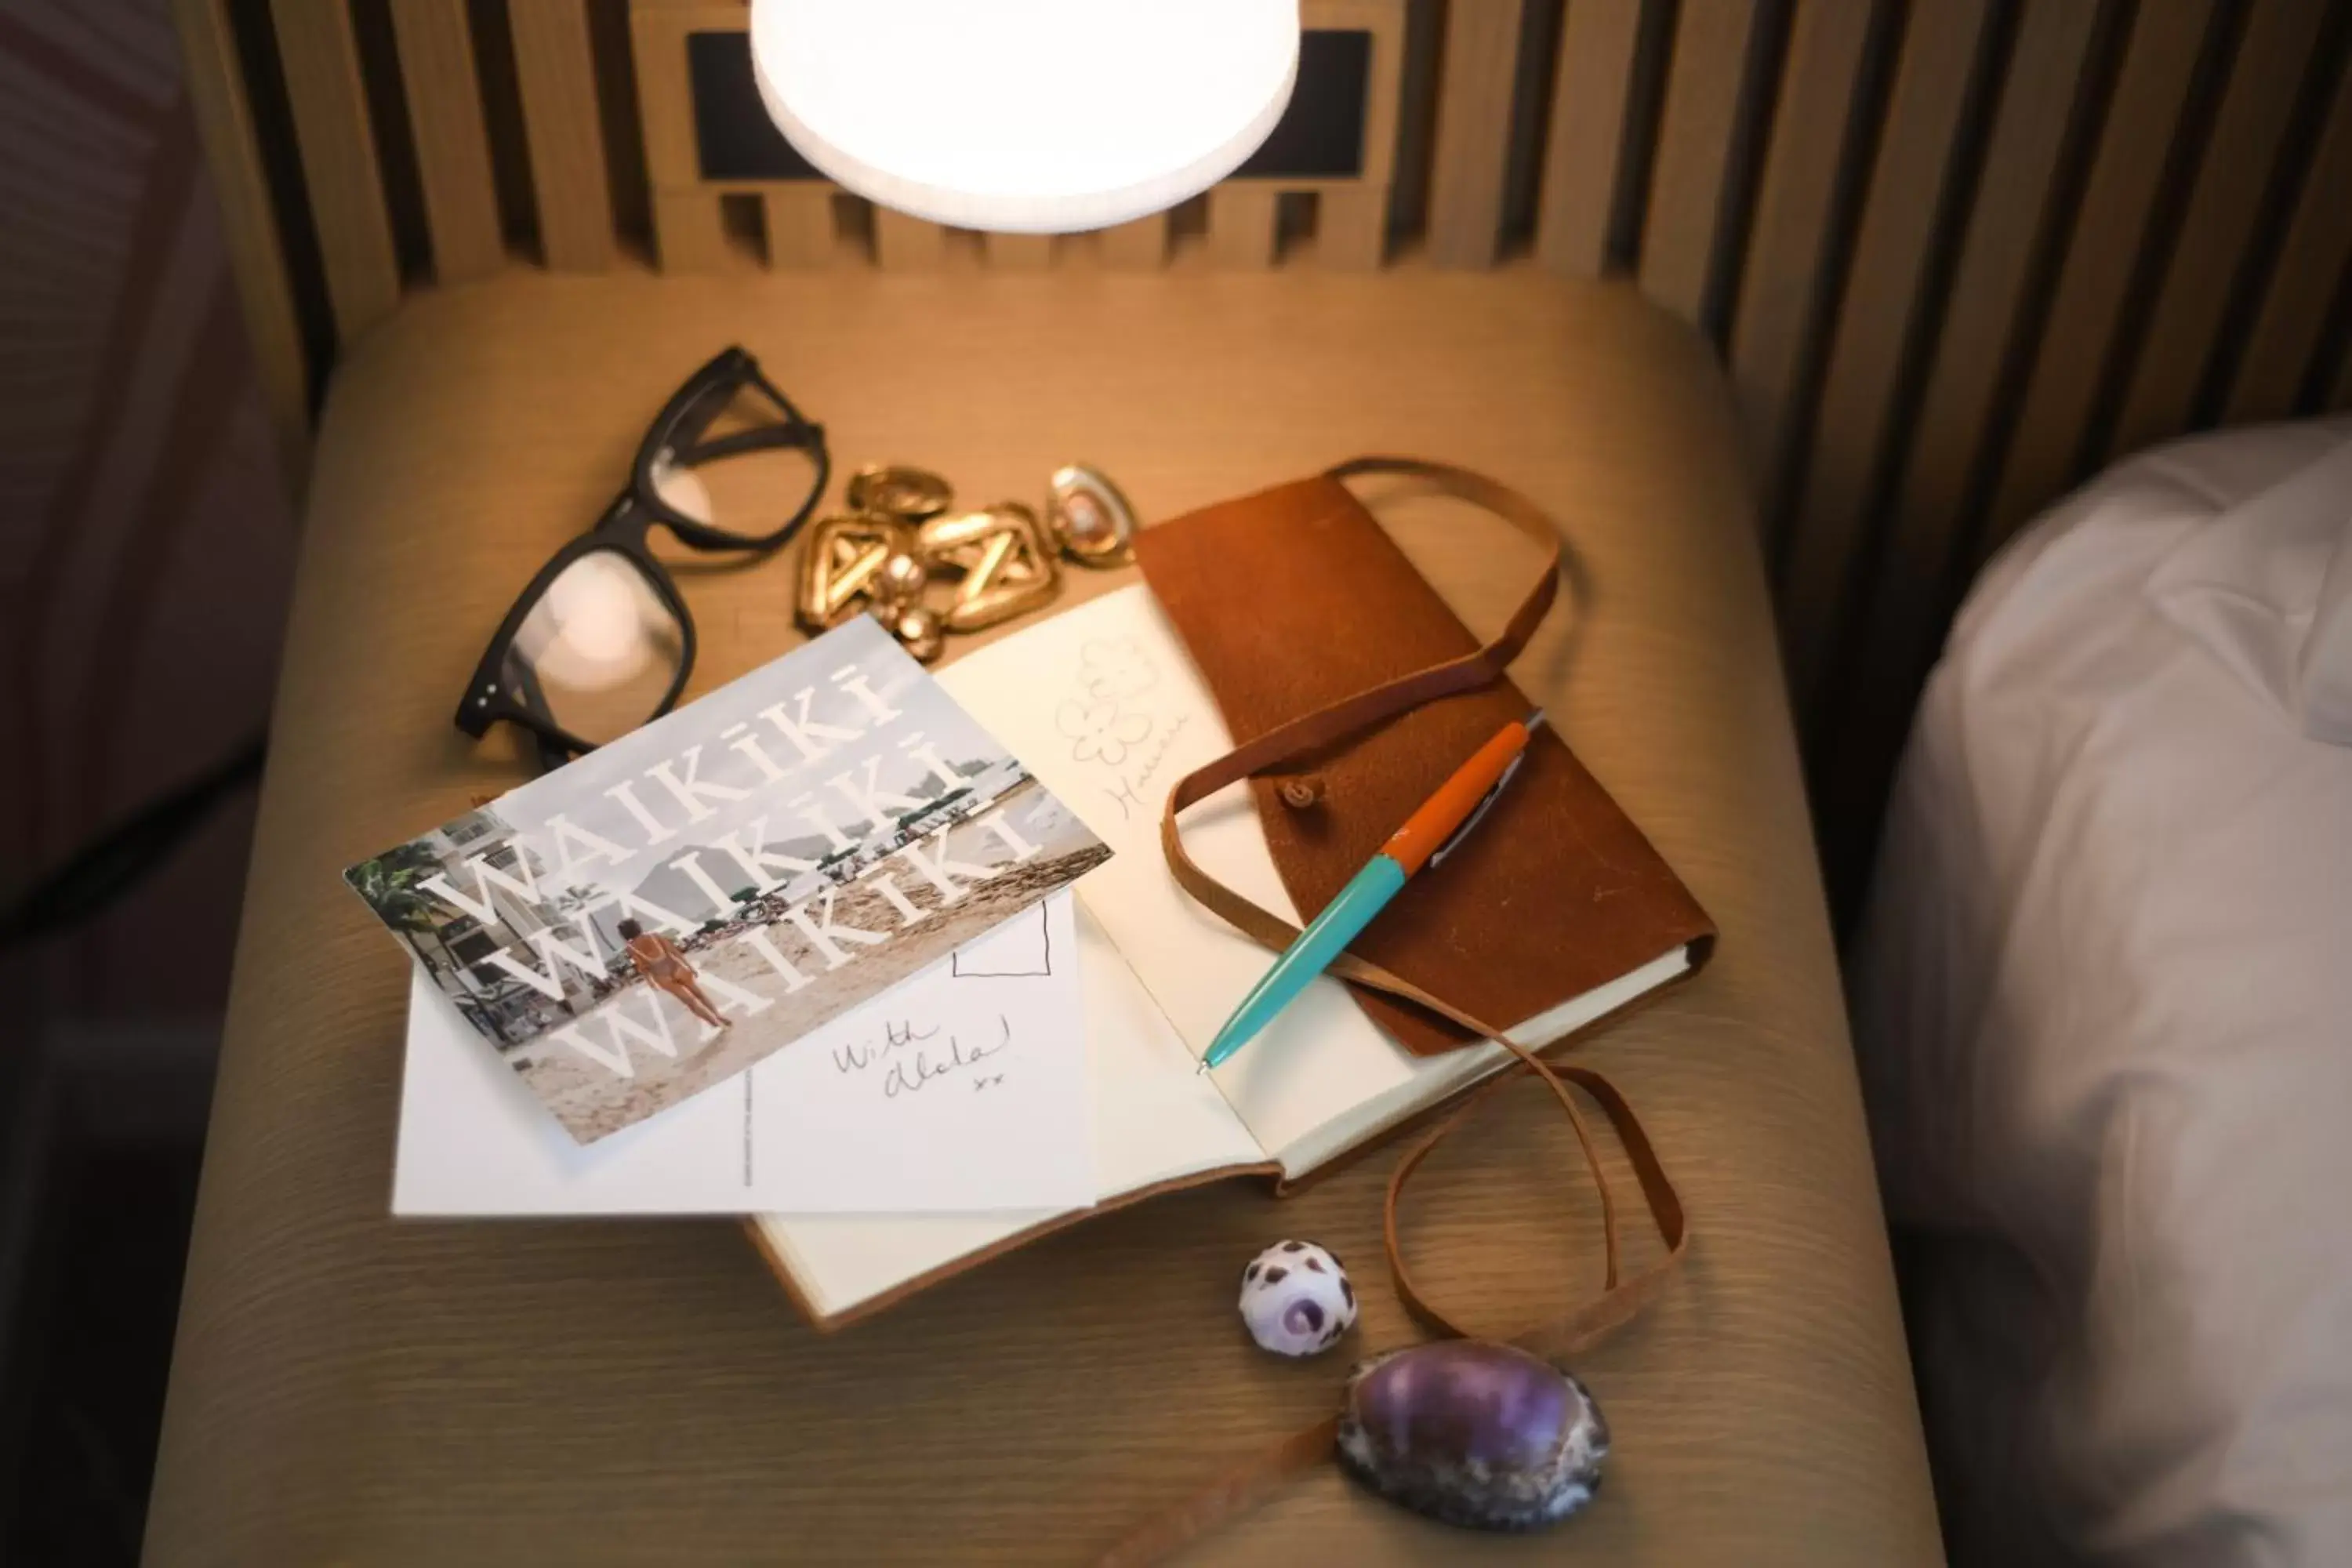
[935, 586, 1691, 1177]
[754, 902, 1268, 1320]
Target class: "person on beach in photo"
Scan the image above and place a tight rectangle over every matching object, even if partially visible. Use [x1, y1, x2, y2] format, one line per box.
[617, 917, 729, 1030]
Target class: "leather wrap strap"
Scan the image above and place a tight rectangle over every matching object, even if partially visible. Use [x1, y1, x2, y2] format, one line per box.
[1101, 460, 1689, 1566]
[1156, 458, 1564, 974]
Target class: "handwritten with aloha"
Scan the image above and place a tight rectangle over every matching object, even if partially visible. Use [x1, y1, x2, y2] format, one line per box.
[831, 1014, 1014, 1098]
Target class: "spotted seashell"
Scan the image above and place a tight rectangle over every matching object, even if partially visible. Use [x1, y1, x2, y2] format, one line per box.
[1335, 1341, 1608, 1531]
[1237, 1240, 1358, 1356]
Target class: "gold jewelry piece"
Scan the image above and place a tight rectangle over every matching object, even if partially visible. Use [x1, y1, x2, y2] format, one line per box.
[795, 514, 919, 632]
[882, 602, 947, 662]
[1045, 463, 1137, 567]
[872, 549, 931, 611]
[915, 506, 1006, 575]
[845, 463, 954, 524]
[931, 503, 1063, 633]
[804, 462, 1135, 659]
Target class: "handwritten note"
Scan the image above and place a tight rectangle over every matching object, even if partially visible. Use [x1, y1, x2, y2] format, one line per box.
[748, 890, 1092, 1211]
[830, 1014, 1010, 1097]
[392, 891, 1095, 1214]
[935, 585, 1479, 1165]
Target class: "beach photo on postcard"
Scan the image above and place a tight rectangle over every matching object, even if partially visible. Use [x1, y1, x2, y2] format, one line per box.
[346, 619, 1110, 1142]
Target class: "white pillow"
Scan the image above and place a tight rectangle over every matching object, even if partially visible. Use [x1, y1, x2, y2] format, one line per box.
[2303, 506, 2352, 741]
[1854, 416, 2352, 1566]
[2146, 420, 2352, 742]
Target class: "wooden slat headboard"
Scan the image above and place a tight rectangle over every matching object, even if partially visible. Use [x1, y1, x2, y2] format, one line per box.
[387, 0, 503, 283]
[627, 0, 1409, 270]
[173, 0, 2352, 913]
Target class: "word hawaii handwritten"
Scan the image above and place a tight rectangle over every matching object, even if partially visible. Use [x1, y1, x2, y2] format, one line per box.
[1054, 636, 1189, 821]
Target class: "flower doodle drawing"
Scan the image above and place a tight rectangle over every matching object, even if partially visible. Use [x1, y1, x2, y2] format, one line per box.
[1055, 637, 1160, 765]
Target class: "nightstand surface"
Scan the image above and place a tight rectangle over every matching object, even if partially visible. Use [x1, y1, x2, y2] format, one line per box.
[146, 268, 1941, 1566]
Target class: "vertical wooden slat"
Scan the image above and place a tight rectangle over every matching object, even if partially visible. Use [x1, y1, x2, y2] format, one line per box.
[170, 0, 313, 486]
[1207, 185, 1282, 267]
[1317, 187, 1388, 269]
[763, 190, 834, 269]
[1730, 0, 1877, 499]
[1098, 216, 1168, 269]
[1779, 0, 1993, 712]
[389, 0, 504, 282]
[1314, 0, 1403, 270]
[652, 191, 726, 270]
[989, 233, 1055, 271]
[269, 0, 401, 343]
[1820, 0, 2104, 862]
[1536, 0, 1644, 275]
[1428, 0, 1526, 267]
[2226, 55, 2352, 422]
[2107, 0, 2330, 459]
[627, 2, 699, 191]
[873, 208, 947, 271]
[1639, 0, 1764, 328]
[1875, 0, 2101, 609]
[509, 0, 617, 270]
[1980, 0, 2212, 557]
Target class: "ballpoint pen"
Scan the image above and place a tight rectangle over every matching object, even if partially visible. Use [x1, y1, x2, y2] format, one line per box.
[1200, 710, 1547, 1072]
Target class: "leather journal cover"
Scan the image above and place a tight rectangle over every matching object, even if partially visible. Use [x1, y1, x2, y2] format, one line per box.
[746, 466, 1713, 1331]
[1133, 474, 1716, 1056]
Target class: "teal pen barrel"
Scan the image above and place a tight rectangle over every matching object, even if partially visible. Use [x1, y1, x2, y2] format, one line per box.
[1203, 855, 1410, 1067]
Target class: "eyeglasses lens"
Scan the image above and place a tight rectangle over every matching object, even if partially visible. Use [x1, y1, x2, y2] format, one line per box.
[649, 381, 822, 541]
[502, 550, 685, 746]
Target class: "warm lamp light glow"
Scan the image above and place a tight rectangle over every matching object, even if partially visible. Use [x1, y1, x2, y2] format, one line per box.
[750, 0, 1301, 234]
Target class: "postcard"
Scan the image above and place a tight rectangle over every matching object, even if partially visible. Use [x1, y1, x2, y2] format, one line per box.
[347, 616, 1112, 1144]
[391, 893, 1096, 1214]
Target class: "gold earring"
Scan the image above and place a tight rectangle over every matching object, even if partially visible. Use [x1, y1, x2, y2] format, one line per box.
[1045, 463, 1136, 567]
[795, 514, 920, 632]
[846, 463, 954, 524]
[920, 503, 1064, 633]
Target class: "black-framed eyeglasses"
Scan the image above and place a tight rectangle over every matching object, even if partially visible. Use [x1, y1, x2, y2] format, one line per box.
[456, 347, 827, 766]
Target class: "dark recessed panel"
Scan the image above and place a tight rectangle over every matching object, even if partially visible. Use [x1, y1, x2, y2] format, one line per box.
[1235, 30, 1370, 180]
[690, 31, 822, 181]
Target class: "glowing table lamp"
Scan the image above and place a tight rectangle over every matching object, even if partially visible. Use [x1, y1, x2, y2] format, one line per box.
[750, 0, 1301, 233]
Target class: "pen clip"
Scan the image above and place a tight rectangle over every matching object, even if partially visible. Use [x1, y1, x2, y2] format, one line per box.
[1427, 710, 1543, 869]
[1429, 751, 1525, 868]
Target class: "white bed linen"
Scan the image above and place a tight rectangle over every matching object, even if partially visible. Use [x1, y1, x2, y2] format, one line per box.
[1852, 419, 2352, 1566]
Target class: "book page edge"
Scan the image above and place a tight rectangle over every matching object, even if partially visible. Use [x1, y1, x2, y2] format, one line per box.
[746, 1155, 1283, 1330]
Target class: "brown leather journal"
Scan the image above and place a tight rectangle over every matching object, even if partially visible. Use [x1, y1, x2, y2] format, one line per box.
[1134, 470, 1715, 1057]
[748, 463, 1708, 1332]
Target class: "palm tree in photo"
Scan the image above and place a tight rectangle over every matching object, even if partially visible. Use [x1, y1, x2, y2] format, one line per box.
[347, 840, 455, 972]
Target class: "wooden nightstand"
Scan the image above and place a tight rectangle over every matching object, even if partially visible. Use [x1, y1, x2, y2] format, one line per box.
[144, 266, 1940, 1564]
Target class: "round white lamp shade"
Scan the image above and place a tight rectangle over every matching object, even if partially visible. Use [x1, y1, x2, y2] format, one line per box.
[750, 0, 1301, 234]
